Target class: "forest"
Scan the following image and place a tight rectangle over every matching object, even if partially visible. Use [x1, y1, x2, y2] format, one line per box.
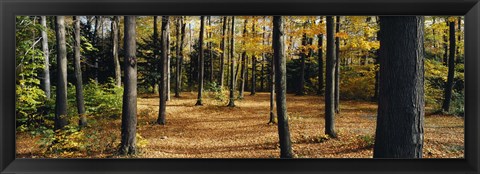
[16, 16, 464, 158]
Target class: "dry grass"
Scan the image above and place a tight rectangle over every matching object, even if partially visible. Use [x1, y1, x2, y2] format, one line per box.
[16, 92, 464, 158]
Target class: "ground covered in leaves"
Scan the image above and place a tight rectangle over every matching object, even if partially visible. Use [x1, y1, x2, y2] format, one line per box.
[17, 92, 464, 158]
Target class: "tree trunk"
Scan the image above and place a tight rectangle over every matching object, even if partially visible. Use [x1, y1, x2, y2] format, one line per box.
[73, 16, 87, 127]
[158, 16, 170, 124]
[153, 16, 159, 94]
[239, 19, 248, 99]
[443, 20, 449, 65]
[219, 16, 227, 88]
[297, 32, 307, 96]
[227, 16, 236, 107]
[40, 16, 51, 99]
[179, 18, 186, 95]
[334, 16, 340, 114]
[250, 18, 257, 96]
[93, 16, 101, 83]
[317, 17, 324, 95]
[208, 16, 214, 83]
[442, 19, 456, 112]
[54, 16, 69, 130]
[374, 16, 424, 158]
[273, 16, 293, 158]
[269, 44, 276, 124]
[112, 16, 121, 87]
[167, 24, 171, 101]
[175, 17, 181, 98]
[195, 16, 205, 106]
[325, 16, 337, 138]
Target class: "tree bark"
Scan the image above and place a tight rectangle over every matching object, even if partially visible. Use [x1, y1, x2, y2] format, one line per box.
[73, 16, 87, 127]
[374, 16, 425, 158]
[325, 16, 337, 138]
[334, 16, 340, 114]
[317, 17, 324, 95]
[196, 16, 205, 106]
[158, 16, 170, 124]
[297, 32, 307, 96]
[269, 43, 276, 124]
[442, 19, 456, 112]
[250, 19, 257, 96]
[112, 16, 121, 87]
[120, 16, 138, 155]
[175, 17, 181, 98]
[273, 16, 293, 158]
[54, 16, 69, 130]
[167, 23, 171, 101]
[239, 19, 248, 99]
[220, 16, 227, 88]
[40, 16, 51, 99]
[227, 16, 236, 107]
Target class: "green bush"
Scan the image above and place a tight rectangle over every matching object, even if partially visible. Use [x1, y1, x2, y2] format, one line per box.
[83, 79, 123, 118]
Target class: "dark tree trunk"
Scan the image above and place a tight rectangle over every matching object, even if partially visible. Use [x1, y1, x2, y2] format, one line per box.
[374, 16, 425, 158]
[196, 16, 205, 106]
[153, 16, 159, 94]
[334, 16, 340, 114]
[273, 16, 293, 158]
[158, 16, 170, 124]
[41, 16, 51, 99]
[175, 17, 181, 98]
[250, 18, 257, 96]
[179, 18, 186, 94]
[317, 17, 324, 95]
[208, 16, 214, 83]
[54, 16, 69, 130]
[442, 19, 456, 112]
[227, 16, 236, 107]
[120, 16, 137, 155]
[239, 19, 248, 99]
[73, 16, 87, 127]
[112, 16, 121, 87]
[167, 25, 171, 101]
[219, 16, 227, 87]
[297, 32, 307, 96]
[325, 16, 337, 138]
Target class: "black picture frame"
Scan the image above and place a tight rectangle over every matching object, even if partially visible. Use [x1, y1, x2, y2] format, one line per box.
[1, 0, 479, 173]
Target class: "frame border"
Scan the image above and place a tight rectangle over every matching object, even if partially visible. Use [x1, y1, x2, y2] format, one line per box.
[1, 0, 479, 173]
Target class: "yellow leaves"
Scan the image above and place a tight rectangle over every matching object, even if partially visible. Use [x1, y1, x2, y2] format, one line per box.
[335, 32, 348, 39]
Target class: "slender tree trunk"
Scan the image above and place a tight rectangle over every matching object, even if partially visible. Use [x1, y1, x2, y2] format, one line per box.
[219, 16, 227, 87]
[112, 16, 121, 87]
[374, 16, 424, 158]
[175, 17, 181, 98]
[334, 16, 341, 114]
[196, 16, 205, 106]
[239, 19, 248, 99]
[73, 16, 87, 127]
[153, 16, 159, 94]
[208, 16, 214, 83]
[179, 18, 186, 94]
[268, 45, 276, 124]
[41, 16, 51, 99]
[297, 32, 307, 96]
[317, 17, 324, 95]
[167, 24, 171, 101]
[442, 18, 456, 112]
[325, 16, 337, 138]
[227, 16, 236, 107]
[158, 16, 170, 124]
[54, 16, 69, 130]
[93, 16, 101, 83]
[120, 16, 137, 155]
[250, 18, 257, 96]
[273, 16, 293, 158]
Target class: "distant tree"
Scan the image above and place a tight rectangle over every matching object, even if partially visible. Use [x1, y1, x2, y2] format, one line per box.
[195, 16, 205, 106]
[227, 16, 236, 107]
[325, 16, 337, 138]
[219, 16, 227, 87]
[120, 16, 138, 155]
[73, 16, 86, 127]
[273, 16, 293, 158]
[239, 18, 248, 99]
[297, 24, 307, 96]
[112, 16, 121, 87]
[54, 16, 68, 130]
[175, 16, 186, 98]
[40, 16, 51, 99]
[317, 17, 324, 95]
[374, 16, 425, 158]
[442, 18, 456, 112]
[250, 20, 257, 96]
[158, 16, 170, 124]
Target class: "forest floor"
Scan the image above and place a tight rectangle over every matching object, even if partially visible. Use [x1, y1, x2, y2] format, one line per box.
[17, 92, 464, 158]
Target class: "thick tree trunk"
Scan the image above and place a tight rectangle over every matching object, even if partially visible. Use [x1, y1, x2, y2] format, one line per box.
[325, 16, 337, 138]
[273, 16, 293, 158]
[112, 16, 121, 87]
[40, 16, 51, 99]
[196, 16, 205, 106]
[317, 17, 324, 95]
[334, 16, 340, 114]
[120, 16, 138, 155]
[227, 16, 236, 107]
[54, 16, 69, 130]
[219, 16, 227, 88]
[374, 16, 425, 158]
[73, 16, 87, 127]
[442, 19, 456, 112]
[158, 16, 170, 124]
